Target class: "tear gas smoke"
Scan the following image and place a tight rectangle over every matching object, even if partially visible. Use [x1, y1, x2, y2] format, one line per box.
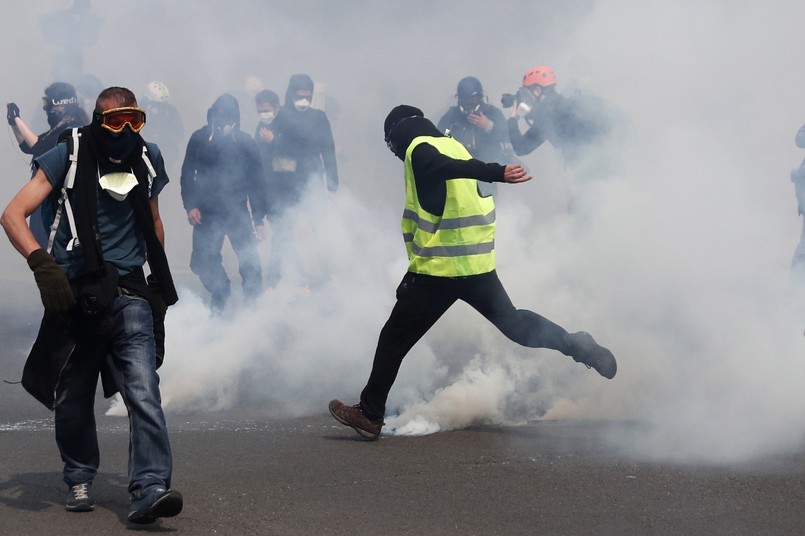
[3, 1, 805, 465]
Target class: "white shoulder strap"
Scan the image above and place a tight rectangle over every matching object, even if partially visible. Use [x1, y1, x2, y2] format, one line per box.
[141, 144, 156, 197]
[47, 128, 81, 254]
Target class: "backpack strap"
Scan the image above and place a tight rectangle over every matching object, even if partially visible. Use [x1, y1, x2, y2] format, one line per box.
[47, 128, 81, 254]
[140, 144, 156, 197]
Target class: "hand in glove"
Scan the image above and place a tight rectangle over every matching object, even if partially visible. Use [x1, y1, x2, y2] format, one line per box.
[27, 248, 76, 313]
[6, 102, 20, 126]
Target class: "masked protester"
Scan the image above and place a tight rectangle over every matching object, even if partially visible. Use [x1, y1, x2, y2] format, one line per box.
[328, 105, 617, 441]
[262, 73, 339, 288]
[180, 93, 268, 313]
[140, 81, 185, 169]
[6, 82, 89, 247]
[437, 76, 512, 165]
[0, 87, 183, 524]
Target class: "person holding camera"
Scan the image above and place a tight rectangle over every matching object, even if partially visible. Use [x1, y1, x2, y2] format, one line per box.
[504, 65, 616, 213]
[0, 86, 183, 523]
[180, 93, 267, 313]
[437, 76, 511, 165]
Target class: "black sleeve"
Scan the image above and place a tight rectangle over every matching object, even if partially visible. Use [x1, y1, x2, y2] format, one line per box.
[411, 143, 506, 183]
[318, 113, 338, 191]
[179, 131, 201, 211]
[245, 139, 268, 222]
[507, 117, 545, 156]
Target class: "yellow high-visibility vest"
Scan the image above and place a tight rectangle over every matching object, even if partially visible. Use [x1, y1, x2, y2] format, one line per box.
[402, 135, 496, 276]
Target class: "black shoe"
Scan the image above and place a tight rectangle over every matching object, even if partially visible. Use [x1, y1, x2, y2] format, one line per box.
[128, 488, 183, 524]
[566, 331, 617, 379]
[65, 482, 95, 512]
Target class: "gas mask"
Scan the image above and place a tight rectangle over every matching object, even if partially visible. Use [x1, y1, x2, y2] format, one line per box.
[259, 111, 275, 124]
[459, 102, 481, 116]
[293, 98, 311, 112]
[221, 123, 235, 135]
[99, 172, 138, 201]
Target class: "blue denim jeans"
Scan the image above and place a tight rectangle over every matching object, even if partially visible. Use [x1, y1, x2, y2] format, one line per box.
[54, 294, 172, 501]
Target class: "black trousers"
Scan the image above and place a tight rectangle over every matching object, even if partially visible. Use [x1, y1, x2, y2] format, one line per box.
[359, 270, 571, 420]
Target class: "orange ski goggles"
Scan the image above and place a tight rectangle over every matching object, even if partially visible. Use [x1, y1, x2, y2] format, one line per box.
[97, 107, 147, 133]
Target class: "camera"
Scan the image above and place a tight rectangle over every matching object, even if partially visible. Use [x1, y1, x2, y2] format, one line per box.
[501, 87, 538, 117]
[501, 93, 516, 108]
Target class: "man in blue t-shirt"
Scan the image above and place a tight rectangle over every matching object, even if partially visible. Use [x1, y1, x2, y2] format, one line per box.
[0, 86, 183, 525]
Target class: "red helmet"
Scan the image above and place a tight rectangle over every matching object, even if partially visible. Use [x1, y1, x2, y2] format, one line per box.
[522, 66, 557, 88]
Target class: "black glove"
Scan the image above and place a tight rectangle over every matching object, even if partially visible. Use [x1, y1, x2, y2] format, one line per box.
[27, 248, 76, 313]
[6, 102, 20, 126]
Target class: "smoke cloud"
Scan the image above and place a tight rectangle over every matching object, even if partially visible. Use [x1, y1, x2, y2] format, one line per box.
[2, 1, 805, 465]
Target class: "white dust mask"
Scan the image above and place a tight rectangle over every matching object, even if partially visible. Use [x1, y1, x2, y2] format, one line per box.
[99, 172, 138, 201]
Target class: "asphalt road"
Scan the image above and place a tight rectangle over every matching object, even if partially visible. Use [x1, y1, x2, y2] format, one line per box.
[1, 403, 803, 535]
[0, 287, 803, 535]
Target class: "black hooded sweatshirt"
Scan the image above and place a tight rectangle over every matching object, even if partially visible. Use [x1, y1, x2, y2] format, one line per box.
[271, 74, 338, 193]
[180, 94, 267, 224]
[388, 116, 506, 216]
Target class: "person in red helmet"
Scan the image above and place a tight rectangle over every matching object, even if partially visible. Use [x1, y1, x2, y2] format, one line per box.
[505, 65, 620, 213]
[506, 65, 606, 165]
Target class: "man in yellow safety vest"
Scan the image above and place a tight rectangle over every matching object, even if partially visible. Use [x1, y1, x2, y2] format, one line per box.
[329, 105, 616, 441]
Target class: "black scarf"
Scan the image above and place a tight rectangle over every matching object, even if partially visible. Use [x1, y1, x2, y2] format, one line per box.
[68, 126, 178, 305]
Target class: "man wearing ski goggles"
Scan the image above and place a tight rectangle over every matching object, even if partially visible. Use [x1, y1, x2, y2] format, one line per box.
[95, 107, 147, 134]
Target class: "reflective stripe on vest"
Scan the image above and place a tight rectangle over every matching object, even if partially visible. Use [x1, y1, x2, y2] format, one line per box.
[402, 135, 496, 276]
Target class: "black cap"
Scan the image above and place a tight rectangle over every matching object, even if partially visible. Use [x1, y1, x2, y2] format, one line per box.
[384, 105, 424, 139]
[43, 82, 78, 106]
[456, 76, 483, 100]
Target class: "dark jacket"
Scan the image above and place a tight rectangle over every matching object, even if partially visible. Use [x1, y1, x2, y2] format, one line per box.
[436, 102, 510, 164]
[270, 74, 339, 194]
[180, 95, 267, 224]
[389, 116, 505, 216]
[508, 92, 611, 166]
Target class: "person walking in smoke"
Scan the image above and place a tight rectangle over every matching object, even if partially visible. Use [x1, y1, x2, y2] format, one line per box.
[6, 82, 89, 247]
[791, 121, 805, 278]
[180, 93, 267, 313]
[252, 89, 291, 288]
[140, 81, 185, 168]
[0, 86, 183, 523]
[267, 73, 338, 287]
[329, 105, 617, 441]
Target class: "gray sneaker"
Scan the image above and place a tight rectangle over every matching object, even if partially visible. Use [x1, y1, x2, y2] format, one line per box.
[565, 331, 617, 379]
[329, 399, 384, 440]
[65, 482, 95, 512]
[128, 488, 183, 524]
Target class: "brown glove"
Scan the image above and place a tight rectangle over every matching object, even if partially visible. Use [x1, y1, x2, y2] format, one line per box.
[26, 248, 76, 313]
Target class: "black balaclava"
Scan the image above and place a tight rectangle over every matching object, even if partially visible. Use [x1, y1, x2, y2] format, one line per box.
[284, 74, 314, 111]
[89, 115, 142, 163]
[207, 93, 241, 131]
[384, 104, 443, 160]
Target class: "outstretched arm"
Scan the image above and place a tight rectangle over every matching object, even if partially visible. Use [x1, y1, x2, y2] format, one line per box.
[502, 164, 532, 184]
